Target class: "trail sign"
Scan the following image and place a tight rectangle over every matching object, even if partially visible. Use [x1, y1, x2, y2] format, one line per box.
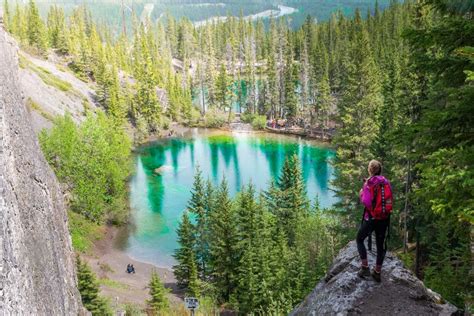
[185, 297, 199, 315]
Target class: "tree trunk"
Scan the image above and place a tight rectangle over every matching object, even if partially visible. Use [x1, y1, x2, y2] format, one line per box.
[403, 158, 411, 253]
[415, 231, 421, 278]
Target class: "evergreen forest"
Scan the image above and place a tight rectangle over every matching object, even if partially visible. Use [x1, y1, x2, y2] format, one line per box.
[3, 0, 472, 313]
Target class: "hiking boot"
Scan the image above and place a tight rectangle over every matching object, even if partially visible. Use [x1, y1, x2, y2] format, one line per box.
[371, 269, 381, 282]
[357, 266, 370, 278]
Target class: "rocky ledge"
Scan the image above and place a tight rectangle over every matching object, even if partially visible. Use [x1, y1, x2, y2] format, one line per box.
[291, 241, 459, 316]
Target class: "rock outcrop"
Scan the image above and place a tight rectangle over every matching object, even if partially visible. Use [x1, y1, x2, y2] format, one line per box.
[291, 241, 458, 316]
[0, 19, 83, 314]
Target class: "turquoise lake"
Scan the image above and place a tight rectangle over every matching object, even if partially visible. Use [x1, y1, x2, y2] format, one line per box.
[124, 129, 337, 268]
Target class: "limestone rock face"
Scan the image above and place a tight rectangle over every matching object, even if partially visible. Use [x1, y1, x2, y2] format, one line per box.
[0, 23, 83, 314]
[291, 241, 458, 316]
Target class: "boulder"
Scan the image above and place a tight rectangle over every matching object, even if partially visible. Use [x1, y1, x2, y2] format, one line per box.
[291, 241, 459, 316]
[154, 165, 173, 174]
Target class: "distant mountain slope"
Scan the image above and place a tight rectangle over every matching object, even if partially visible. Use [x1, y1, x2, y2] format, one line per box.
[36, 0, 390, 30]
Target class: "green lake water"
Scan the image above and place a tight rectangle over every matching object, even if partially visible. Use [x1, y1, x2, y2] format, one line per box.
[124, 129, 337, 268]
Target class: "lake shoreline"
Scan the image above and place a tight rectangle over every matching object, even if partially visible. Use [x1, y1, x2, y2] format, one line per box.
[83, 225, 182, 309]
[138, 123, 334, 149]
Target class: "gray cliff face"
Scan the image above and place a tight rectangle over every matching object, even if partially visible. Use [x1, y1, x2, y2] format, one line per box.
[291, 241, 458, 316]
[0, 23, 83, 314]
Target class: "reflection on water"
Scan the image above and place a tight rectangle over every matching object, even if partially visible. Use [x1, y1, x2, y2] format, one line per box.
[125, 129, 337, 268]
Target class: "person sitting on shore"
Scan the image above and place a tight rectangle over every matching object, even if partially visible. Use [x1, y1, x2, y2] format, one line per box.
[126, 263, 135, 274]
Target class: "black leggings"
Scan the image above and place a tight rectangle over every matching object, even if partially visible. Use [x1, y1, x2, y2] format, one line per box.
[356, 219, 389, 266]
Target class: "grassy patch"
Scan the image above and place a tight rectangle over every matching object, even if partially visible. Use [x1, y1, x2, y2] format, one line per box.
[121, 303, 145, 315]
[56, 64, 69, 73]
[82, 98, 91, 114]
[99, 278, 130, 290]
[68, 211, 102, 253]
[398, 251, 415, 271]
[20, 55, 77, 93]
[26, 98, 55, 121]
[19, 55, 28, 69]
[33, 64, 73, 92]
[99, 262, 115, 273]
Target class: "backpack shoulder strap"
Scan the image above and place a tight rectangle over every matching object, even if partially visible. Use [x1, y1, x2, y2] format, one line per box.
[371, 184, 379, 211]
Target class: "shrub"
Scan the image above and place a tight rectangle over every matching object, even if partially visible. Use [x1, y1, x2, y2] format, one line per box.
[201, 108, 227, 128]
[160, 115, 171, 130]
[68, 211, 101, 252]
[240, 112, 255, 124]
[123, 303, 145, 315]
[185, 106, 202, 127]
[241, 112, 267, 130]
[40, 112, 132, 223]
[251, 115, 267, 130]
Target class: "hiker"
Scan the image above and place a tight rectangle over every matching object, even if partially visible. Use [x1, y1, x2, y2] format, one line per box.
[356, 160, 393, 282]
[126, 264, 135, 274]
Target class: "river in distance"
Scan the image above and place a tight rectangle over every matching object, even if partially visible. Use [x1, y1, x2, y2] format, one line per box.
[121, 128, 337, 268]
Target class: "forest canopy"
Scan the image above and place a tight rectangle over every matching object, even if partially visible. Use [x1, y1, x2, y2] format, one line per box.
[4, 0, 473, 311]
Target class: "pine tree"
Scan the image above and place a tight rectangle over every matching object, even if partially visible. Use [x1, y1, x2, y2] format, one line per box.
[47, 5, 68, 54]
[208, 178, 237, 301]
[299, 41, 311, 121]
[10, 3, 26, 42]
[215, 63, 230, 110]
[315, 59, 333, 134]
[106, 65, 128, 124]
[332, 8, 383, 219]
[267, 18, 280, 119]
[276, 155, 310, 245]
[68, 7, 92, 79]
[244, 30, 258, 114]
[76, 257, 111, 315]
[3, 0, 10, 32]
[132, 25, 162, 132]
[204, 27, 217, 107]
[267, 223, 293, 311]
[26, 0, 47, 52]
[402, 0, 474, 306]
[147, 270, 170, 313]
[173, 212, 199, 292]
[234, 188, 280, 313]
[284, 42, 298, 123]
[187, 167, 208, 278]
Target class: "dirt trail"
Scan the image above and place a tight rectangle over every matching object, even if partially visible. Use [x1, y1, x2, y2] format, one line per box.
[83, 226, 182, 310]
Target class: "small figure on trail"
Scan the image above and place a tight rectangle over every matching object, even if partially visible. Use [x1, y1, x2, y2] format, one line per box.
[357, 160, 393, 282]
[126, 263, 136, 274]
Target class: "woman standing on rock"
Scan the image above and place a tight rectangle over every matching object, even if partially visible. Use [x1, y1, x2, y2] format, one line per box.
[356, 160, 393, 282]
